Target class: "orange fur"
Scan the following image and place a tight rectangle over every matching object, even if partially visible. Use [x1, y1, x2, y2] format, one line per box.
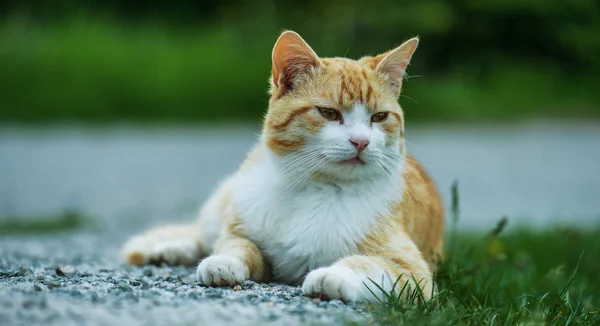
[122, 30, 444, 302]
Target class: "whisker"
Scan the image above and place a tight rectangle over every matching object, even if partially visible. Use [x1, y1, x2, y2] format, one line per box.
[399, 94, 418, 103]
[280, 158, 329, 196]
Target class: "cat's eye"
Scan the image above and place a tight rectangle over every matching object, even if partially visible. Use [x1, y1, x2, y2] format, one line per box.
[371, 112, 389, 123]
[317, 107, 341, 121]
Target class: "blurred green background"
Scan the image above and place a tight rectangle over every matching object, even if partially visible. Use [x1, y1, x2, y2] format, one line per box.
[1, 0, 599, 124]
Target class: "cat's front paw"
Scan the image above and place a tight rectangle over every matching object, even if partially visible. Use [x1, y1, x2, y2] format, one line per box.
[302, 265, 368, 302]
[196, 255, 249, 286]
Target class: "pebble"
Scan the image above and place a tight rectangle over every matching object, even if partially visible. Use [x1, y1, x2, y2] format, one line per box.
[15, 267, 33, 277]
[55, 265, 75, 276]
[118, 281, 132, 292]
[233, 285, 242, 291]
[241, 280, 255, 288]
[47, 280, 61, 289]
[204, 288, 223, 298]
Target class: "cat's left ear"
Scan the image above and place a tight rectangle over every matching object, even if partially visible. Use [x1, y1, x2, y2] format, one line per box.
[271, 31, 321, 94]
[374, 37, 419, 97]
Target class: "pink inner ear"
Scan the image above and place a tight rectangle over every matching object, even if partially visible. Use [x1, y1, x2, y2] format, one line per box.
[376, 39, 418, 93]
[380, 60, 409, 89]
[271, 32, 320, 91]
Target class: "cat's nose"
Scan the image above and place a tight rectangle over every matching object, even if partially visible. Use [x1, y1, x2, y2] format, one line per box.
[349, 138, 369, 153]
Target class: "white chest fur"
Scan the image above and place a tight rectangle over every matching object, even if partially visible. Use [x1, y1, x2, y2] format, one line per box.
[231, 151, 403, 285]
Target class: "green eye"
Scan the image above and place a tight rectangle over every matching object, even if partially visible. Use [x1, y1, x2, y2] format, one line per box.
[371, 112, 389, 123]
[317, 107, 341, 121]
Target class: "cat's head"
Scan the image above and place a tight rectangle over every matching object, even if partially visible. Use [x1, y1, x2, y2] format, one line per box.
[262, 31, 418, 182]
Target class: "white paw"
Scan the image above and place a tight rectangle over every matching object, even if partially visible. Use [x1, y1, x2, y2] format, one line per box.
[302, 265, 369, 302]
[196, 255, 248, 286]
[123, 237, 199, 266]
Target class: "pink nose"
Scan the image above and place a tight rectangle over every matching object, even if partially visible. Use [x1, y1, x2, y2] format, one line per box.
[349, 138, 369, 153]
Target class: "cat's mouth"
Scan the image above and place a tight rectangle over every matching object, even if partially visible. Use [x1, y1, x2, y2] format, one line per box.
[340, 156, 365, 166]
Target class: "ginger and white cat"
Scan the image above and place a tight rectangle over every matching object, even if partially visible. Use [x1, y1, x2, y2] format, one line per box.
[122, 30, 444, 302]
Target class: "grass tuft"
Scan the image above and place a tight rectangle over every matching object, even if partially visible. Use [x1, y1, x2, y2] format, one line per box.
[365, 184, 600, 325]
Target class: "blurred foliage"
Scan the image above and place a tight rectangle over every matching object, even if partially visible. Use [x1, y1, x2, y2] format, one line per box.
[0, 211, 95, 235]
[0, 0, 599, 123]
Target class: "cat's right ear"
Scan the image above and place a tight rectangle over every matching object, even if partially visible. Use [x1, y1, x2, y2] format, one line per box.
[271, 31, 321, 94]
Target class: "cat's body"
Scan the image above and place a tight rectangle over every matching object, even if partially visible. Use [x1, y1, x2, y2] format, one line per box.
[123, 31, 444, 302]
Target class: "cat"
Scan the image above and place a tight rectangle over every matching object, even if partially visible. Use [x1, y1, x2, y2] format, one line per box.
[122, 30, 444, 302]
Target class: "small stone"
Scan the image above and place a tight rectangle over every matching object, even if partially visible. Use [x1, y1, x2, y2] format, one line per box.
[204, 288, 222, 298]
[240, 280, 255, 288]
[38, 298, 48, 309]
[91, 293, 101, 303]
[233, 285, 242, 291]
[311, 298, 321, 304]
[33, 284, 42, 292]
[69, 290, 82, 297]
[291, 304, 306, 314]
[47, 281, 61, 289]
[318, 301, 328, 308]
[268, 301, 275, 307]
[329, 299, 344, 307]
[56, 265, 75, 276]
[346, 301, 360, 309]
[143, 269, 153, 277]
[15, 267, 33, 277]
[129, 280, 141, 287]
[118, 281, 132, 292]
[125, 293, 138, 301]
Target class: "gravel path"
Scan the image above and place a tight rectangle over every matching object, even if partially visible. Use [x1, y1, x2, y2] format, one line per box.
[0, 233, 370, 326]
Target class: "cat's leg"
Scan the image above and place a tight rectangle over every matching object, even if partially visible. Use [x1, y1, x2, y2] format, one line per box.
[122, 223, 206, 266]
[196, 233, 269, 286]
[196, 229, 269, 286]
[302, 236, 433, 302]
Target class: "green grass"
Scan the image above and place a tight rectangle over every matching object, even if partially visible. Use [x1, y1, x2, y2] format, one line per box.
[0, 16, 598, 124]
[0, 211, 95, 235]
[364, 184, 600, 325]
[365, 226, 600, 325]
